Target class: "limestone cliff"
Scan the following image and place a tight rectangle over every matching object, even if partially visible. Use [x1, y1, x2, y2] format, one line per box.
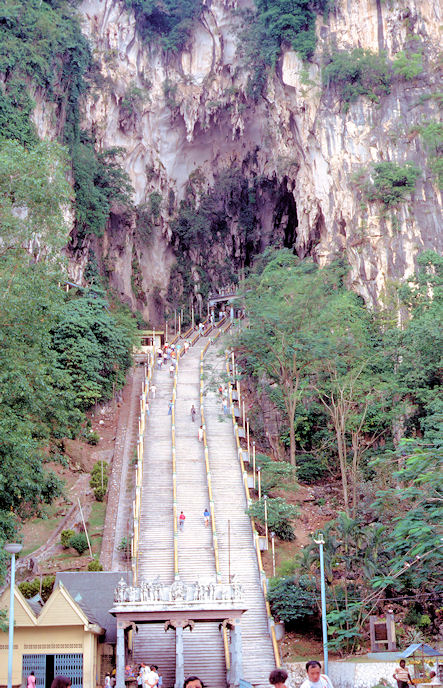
[58, 0, 441, 322]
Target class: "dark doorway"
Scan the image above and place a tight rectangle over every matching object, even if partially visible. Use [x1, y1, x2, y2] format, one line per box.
[45, 655, 54, 688]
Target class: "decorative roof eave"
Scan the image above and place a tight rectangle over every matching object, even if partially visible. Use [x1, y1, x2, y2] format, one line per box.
[85, 622, 105, 635]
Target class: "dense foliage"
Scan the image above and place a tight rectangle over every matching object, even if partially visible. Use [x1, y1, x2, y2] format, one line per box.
[0, 0, 90, 146]
[0, 2, 135, 581]
[268, 575, 318, 625]
[0, 0, 132, 242]
[323, 49, 392, 110]
[248, 497, 299, 540]
[0, 134, 136, 582]
[72, 142, 133, 238]
[238, 0, 331, 100]
[417, 120, 443, 188]
[124, 0, 203, 52]
[236, 249, 442, 651]
[353, 161, 421, 209]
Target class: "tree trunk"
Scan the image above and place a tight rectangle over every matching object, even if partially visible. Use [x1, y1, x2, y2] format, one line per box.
[335, 410, 349, 517]
[289, 420, 296, 467]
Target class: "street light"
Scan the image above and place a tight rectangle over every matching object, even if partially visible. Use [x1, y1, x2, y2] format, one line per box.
[257, 466, 261, 500]
[271, 532, 276, 577]
[263, 494, 268, 544]
[4, 543, 23, 688]
[313, 532, 328, 676]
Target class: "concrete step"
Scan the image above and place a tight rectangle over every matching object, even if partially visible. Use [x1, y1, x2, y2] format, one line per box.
[133, 624, 176, 688]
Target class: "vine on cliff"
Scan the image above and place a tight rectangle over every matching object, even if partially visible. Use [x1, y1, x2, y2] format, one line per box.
[352, 161, 421, 209]
[124, 0, 203, 52]
[322, 48, 392, 111]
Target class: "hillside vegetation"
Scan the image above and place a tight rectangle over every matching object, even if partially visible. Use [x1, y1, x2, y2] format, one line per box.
[0, 0, 137, 580]
[235, 249, 442, 651]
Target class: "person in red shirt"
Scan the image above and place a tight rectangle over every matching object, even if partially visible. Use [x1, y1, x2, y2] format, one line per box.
[179, 511, 185, 531]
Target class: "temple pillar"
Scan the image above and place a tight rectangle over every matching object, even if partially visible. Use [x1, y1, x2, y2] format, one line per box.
[229, 619, 243, 688]
[116, 623, 126, 688]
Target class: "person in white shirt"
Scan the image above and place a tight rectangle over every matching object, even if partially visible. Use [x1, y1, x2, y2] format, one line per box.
[429, 671, 441, 685]
[145, 666, 159, 688]
[299, 661, 334, 688]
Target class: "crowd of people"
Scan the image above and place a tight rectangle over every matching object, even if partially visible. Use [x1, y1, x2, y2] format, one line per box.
[26, 657, 441, 688]
[270, 663, 333, 688]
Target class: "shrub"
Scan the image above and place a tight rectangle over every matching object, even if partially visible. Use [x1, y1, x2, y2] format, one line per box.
[297, 454, 326, 483]
[121, 83, 146, 118]
[86, 430, 100, 445]
[268, 575, 318, 626]
[367, 162, 421, 207]
[149, 192, 162, 219]
[323, 49, 392, 110]
[393, 51, 423, 80]
[247, 497, 298, 540]
[87, 558, 103, 571]
[404, 606, 421, 626]
[60, 529, 76, 549]
[69, 532, 88, 555]
[261, 460, 297, 493]
[18, 575, 55, 602]
[93, 486, 107, 502]
[90, 461, 108, 489]
[118, 536, 131, 560]
[353, 162, 421, 208]
[417, 120, 443, 188]
[418, 613, 431, 628]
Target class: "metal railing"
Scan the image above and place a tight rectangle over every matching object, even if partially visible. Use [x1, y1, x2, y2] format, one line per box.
[200, 342, 221, 581]
[225, 351, 281, 668]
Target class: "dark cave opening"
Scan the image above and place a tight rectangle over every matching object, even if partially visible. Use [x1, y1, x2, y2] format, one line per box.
[273, 182, 298, 249]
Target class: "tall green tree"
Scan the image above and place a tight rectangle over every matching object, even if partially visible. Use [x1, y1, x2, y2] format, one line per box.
[237, 250, 339, 466]
[237, 250, 392, 497]
[309, 291, 393, 516]
[0, 139, 71, 258]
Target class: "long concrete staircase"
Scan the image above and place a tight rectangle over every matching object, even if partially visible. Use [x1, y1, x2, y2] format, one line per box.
[132, 334, 276, 688]
[204, 347, 276, 687]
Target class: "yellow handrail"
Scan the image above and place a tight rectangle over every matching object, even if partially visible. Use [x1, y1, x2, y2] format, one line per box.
[222, 625, 231, 670]
[224, 351, 281, 668]
[200, 349, 222, 581]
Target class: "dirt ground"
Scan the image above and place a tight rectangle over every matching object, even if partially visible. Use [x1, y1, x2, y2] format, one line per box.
[18, 396, 124, 580]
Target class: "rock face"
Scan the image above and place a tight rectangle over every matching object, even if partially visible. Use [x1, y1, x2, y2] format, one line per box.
[62, 0, 441, 321]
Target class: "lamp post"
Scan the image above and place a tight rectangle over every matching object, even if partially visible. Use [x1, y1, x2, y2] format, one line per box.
[252, 442, 256, 490]
[5, 543, 23, 688]
[263, 494, 268, 544]
[257, 466, 261, 500]
[271, 532, 276, 577]
[313, 533, 328, 675]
